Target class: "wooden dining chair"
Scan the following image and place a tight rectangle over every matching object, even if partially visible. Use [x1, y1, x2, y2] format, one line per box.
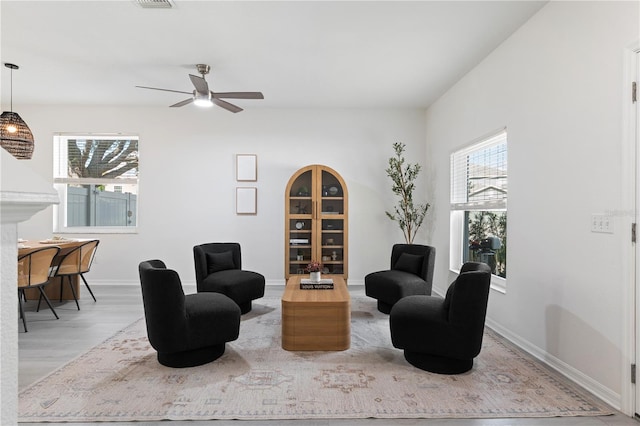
[52, 240, 100, 310]
[18, 246, 61, 332]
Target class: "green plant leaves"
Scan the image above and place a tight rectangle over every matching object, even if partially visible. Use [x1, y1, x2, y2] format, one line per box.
[385, 142, 429, 244]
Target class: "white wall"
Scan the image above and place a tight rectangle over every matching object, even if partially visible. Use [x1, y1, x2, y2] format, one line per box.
[425, 0, 638, 411]
[16, 106, 428, 286]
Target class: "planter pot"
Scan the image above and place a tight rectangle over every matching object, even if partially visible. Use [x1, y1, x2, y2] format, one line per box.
[310, 271, 321, 282]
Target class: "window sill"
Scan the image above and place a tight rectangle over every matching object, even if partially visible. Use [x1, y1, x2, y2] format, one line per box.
[490, 275, 506, 294]
[448, 267, 506, 294]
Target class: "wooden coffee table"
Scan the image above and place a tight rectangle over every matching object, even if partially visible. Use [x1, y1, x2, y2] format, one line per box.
[281, 275, 350, 351]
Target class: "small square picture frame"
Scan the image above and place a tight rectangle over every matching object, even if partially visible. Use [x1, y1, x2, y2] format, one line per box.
[236, 187, 257, 215]
[236, 154, 257, 182]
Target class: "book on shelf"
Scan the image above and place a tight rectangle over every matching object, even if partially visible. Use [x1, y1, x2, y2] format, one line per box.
[300, 278, 334, 290]
[289, 238, 309, 244]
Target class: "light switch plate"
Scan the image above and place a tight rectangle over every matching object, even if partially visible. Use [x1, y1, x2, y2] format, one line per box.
[591, 214, 613, 233]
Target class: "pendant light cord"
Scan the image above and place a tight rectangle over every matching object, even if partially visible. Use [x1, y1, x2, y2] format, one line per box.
[9, 65, 13, 112]
[4, 63, 19, 113]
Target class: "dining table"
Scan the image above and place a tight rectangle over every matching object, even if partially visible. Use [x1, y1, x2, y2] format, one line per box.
[18, 238, 96, 301]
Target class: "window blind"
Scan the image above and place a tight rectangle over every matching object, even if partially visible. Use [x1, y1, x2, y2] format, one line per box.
[451, 130, 507, 210]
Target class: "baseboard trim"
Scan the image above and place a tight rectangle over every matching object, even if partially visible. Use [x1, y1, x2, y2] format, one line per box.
[89, 278, 366, 287]
[89, 280, 141, 286]
[486, 318, 621, 411]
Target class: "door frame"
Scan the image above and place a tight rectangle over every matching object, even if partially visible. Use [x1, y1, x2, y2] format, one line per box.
[625, 40, 639, 417]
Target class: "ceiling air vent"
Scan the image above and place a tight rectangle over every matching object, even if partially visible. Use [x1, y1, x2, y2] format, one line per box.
[135, 0, 174, 9]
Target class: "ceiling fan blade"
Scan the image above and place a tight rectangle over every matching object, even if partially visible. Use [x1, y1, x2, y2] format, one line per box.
[213, 92, 264, 100]
[170, 98, 194, 108]
[135, 86, 192, 95]
[189, 74, 209, 94]
[213, 98, 243, 113]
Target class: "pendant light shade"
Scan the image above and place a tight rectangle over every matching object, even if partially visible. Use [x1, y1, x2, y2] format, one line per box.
[0, 63, 34, 159]
[0, 111, 34, 159]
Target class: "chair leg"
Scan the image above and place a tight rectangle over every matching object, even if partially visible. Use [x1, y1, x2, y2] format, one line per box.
[36, 292, 42, 312]
[38, 287, 59, 320]
[80, 274, 97, 302]
[67, 276, 80, 310]
[18, 290, 27, 332]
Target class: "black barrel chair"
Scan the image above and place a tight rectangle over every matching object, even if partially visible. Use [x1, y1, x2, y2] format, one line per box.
[193, 242, 265, 314]
[364, 244, 435, 313]
[389, 262, 492, 374]
[138, 260, 241, 368]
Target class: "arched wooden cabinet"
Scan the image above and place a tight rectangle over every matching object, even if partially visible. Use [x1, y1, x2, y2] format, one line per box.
[285, 165, 348, 281]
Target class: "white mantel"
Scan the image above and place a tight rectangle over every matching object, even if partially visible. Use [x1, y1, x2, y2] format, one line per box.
[1, 150, 59, 425]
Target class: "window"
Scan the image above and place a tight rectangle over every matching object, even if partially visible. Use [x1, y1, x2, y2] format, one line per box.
[53, 134, 139, 233]
[450, 129, 507, 289]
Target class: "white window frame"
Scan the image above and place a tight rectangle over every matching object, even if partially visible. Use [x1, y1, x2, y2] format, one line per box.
[53, 134, 139, 234]
[450, 129, 507, 293]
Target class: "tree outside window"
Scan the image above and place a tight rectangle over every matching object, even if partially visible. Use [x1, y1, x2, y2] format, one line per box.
[67, 139, 138, 180]
[466, 210, 507, 278]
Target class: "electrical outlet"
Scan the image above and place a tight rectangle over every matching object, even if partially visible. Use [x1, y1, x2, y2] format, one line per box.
[591, 214, 614, 233]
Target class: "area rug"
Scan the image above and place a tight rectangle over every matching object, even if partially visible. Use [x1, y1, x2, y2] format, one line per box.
[18, 296, 612, 422]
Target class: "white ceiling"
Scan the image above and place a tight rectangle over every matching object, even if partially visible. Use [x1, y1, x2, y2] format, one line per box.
[1, 1, 546, 111]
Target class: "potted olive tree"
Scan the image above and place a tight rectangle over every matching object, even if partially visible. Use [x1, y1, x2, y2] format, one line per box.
[385, 142, 430, 244]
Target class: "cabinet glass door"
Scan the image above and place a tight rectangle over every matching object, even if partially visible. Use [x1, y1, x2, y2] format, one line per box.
[320, 170, 345, 274]
[288, 170, 313, 275]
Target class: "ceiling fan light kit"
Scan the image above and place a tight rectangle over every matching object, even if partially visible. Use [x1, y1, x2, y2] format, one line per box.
[193, 92, 213, 108]
[136, 64, 264, 113]
[0, 63, 34, 160]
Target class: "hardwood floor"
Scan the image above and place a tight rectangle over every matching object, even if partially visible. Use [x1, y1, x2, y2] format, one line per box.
[18, 285, 638, 426]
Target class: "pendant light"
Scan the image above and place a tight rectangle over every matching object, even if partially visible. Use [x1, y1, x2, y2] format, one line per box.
[0, 63, 34, 159]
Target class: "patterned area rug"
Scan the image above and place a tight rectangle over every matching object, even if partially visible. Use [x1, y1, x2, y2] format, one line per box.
[19, 296, 612, 422]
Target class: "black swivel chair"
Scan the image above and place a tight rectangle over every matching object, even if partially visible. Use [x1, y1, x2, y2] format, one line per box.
[193, 242, 265, 314]
[364, 244, 435, 313]
[139, 260, 241, 368]
[389, 262, 492, 374]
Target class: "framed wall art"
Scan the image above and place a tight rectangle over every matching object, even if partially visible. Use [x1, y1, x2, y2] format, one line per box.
[236, 187, 257, 215]
[236, 154, 257, 182]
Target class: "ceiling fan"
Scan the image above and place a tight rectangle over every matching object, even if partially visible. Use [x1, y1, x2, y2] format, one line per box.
[136, 64, 264, 113]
